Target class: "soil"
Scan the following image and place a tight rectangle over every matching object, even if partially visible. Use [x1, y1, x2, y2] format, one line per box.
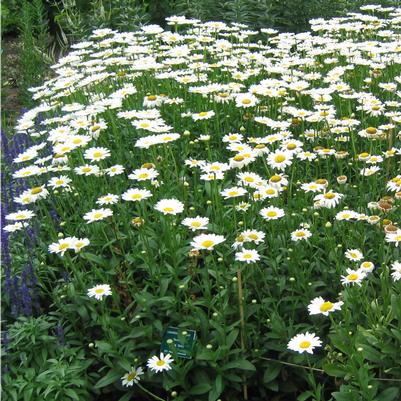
[2, 34, 23, 124]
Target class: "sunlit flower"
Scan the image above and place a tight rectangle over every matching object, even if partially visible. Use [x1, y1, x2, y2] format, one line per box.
[122, 188, 152, 202]
[391, 261, 401, 281]
[182, 216, 209, 231]
[147, 353, 174, 373]
[235, 249, 261, 263]
[341, 268, 367, 286]
[5, 209, 35, 221]
[308, 297, 343, 316]
[191, 233, 225, 250]
[345, 249, 363, 262]
[83, 208, 113, 223]
[154, 199, 184, 215]
[260, 206, 285, 220]
[287, 332, 322, 354]
[291, 229, 312, 242]
[87, 284, 112, 300]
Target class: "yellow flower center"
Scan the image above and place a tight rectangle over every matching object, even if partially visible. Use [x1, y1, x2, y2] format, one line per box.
[366, 127, 377, 134]
[198, 112, 208, 117]
[324, 193, 336, 199]
[274, 155, 286, 163]
[156, 360, 165, 366]
[243, 253, 252, 259]
[162, 136, 172, 141]
[201, 240, 214, 248]
[287, 143, 296, 150]
[163, 207, 174, 213]
[299, 341, 311, 349]
[242, 99, 251, 105]
[131, 194, 142, 200]
[93, 152, 103, 158]
[55, 180, 64, 185]
[265, 189, 275, 195]
[233, 155, 244, 161]
[244, 177, 254, 182]
[31, 187, 43, 195]
[147, 95, 157, 101]
[267, 211, 277, 217]
[94, 213, 103, 219]
[319, 302, 333, 312]
[255, 144, 265, 149]
[347, 273, 358, 281]
[140, 123, 150, 128]
[95, 288, 104, 294]
[191, 221, 201, 228]
[228, 191, 239, 197]
[295, 231, 305, 237]
[270, 175, 281, 183]
[126, 372, 136, 381]
[59, 243, 69, 250]
[248, 234, 258, 240]
[139, 173, 149, 179]
[91, 125, 101, 132]
[82, 167, 92, 172]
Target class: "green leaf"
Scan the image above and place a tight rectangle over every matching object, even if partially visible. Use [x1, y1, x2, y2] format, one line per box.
[223, 359, 256, 371]
[263, 362, 281, 383]
[225, 329, 239, 349]
[94, 370, 121, 389]
[297, 391, 313, 401]
[323, 363, 347, 377]
[188, 383, 212, 395]
[208, 374, 223, 401]
[64, 389, 80, 401]
[377, 387, 399, 401]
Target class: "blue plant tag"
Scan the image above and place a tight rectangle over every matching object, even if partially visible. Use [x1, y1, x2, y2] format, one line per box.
[161, 327, 196, 359]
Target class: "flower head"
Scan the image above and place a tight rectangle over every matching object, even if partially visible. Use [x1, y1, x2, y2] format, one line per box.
[146, 353, 174, 373]
[87, 284, 112, 300]
[307, 297, 343, 316]
[191, 233, 225, 250]
[121, 367, 144, 386]
[287, 332, 322, 354]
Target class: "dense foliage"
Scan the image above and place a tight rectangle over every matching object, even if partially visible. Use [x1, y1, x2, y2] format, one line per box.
[2, 4, 401, 401]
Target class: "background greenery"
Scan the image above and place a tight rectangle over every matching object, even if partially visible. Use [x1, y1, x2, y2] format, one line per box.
[1, 0, 399, 114]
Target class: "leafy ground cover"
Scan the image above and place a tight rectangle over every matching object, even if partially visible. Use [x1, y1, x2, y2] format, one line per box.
[2, 4, 401, 401]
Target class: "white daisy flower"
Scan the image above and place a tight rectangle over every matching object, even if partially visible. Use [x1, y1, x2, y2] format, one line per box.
[87, 284, 112, 300]
[154, 199, 184, 215]
[121, 367, 144, 386]
[83, 208, 113, 223]
[182, 216, 209, 231]
[287, 332, 322, 354]
[191, 233, 225, 250]
[235, 249, 261, 264]
[307, 297, 343, 316]
[146, 353, 174, 373]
